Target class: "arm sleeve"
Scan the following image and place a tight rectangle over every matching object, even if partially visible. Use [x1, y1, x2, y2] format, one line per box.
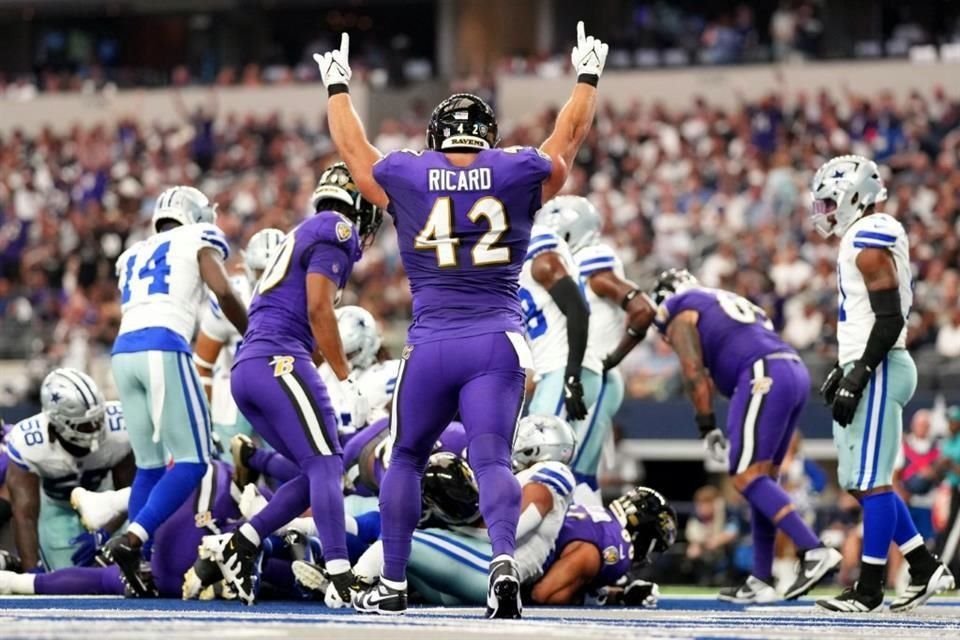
[548, 276, 589, 377]
[196, 223, 230, 260]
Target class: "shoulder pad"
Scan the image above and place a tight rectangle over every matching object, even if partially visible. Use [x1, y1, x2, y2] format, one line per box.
[529, 461, 576, 497]
[577, 244, 618, 275]
[849, 213, 905, 249]
[526, 226, 561, 260]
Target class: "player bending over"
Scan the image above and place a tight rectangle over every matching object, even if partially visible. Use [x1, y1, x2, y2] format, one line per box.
[213, 163, 381, 606]
[315, 20, 608, 617]
[106, 186, 247, 596]
[809, 155, 954, 613]
[6, 369, 133, 571]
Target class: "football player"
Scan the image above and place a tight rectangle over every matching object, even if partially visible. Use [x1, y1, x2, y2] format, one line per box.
[316, 20, 608, 617]
[537, 196, 651, 496]
[608, 269, 842, 603]
[194, 227, 285, 459]
[214, 163, 381, 606]
[809, 156, 954, 613]
[107, 185, 248, 595]
[5, 369, 133, 571]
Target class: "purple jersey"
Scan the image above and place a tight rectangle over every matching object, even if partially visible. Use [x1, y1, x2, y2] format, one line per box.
[237, 211, 361, 362]
[373, 147, 552, 343]
[654, 288, 793, 397]
[543, 504, 632, 589]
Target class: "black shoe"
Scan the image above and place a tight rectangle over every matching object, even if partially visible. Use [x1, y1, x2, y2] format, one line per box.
[784, 546, 843, 600]
[217, 532, 261, 605]
[353, 577, 408, 615]
[486, 555, 522, 619]
[102, 536, 158, 598]
[717, 575, 779, 604]
[326, 570, 364, 608]
[230, 434, 260, 488]
[816, 582, 884, 612]
[890, 561, 955, 613]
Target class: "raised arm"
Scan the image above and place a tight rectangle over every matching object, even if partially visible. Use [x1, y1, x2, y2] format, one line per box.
[315, 34, 389, 209]
[540, 22, 608, 202]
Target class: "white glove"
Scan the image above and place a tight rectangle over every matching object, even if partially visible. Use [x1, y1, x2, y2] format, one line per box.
[312, 33, 352, 89]
[571, 21, 609, 78]
[338, 376, 370, 434]
[703, 428, 730, 464]
[624, 579, 660, 608]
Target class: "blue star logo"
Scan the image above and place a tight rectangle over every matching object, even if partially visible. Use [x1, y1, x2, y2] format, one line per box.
[831, 170, 845, 179]
[50, 391, 61, 403]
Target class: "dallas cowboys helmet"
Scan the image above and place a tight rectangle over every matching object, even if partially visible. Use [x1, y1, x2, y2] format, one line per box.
[609, 486, 678, 564]
[512, 414, 578, 472]
[535, 196, 602, 254]
[243, 228, 285, 279]
[335, 306, 382, 372]
[426, 93, 499, 152]
[40, 368, 107, 451]
[152, 185, 217, 233]
[421, 452, 481, 526]
[311, 162, 382, 245]
[810, 155, 887, 238]
[651, 268, 698, 306]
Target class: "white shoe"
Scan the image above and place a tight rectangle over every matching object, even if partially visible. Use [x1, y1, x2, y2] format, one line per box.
[717, 575, 779, 604]
[70, 487, 127, 532]
[783, 546, 843, 600]
[0, 570, 34, 595]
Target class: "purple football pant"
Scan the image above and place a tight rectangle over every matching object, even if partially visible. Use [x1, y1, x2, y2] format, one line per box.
[726, 355, 810, 475]
[379, 333, 526, 582]
[232, 356, 349, 563]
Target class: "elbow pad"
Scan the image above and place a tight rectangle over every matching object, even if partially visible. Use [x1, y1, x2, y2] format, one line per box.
[861, 288, 905, 370]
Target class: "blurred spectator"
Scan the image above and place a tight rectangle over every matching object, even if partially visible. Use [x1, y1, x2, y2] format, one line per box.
[682, 485, 740, 585]
[898, 409, 940, 542]
[936, 406, 960, 575]
[782, 296, 825, 352]
[936, 309, 960, 359]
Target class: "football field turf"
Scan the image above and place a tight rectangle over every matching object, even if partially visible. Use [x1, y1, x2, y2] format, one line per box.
[2, 591, 958, 640]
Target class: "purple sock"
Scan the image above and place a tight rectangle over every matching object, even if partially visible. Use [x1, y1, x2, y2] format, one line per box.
[379, 445, 426, 582]
[250, 474, 310, 541]
[751, 505, 776, 582]
[35, 565, 125, 595]
[249, 449, 300, 483]
[742, 476, 820, 551]
[303, 454, 348, 563]
[469, 432, 520, 558]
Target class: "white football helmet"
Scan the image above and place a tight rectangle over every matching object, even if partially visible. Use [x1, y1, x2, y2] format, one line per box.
[512, 414, 578, 472]
[243, 228, 285, 279]
[535, 195, 602, 253]
[810, 155, 887, 238]
[152, 186, 218, 233]
[40, 368, 107, 451]
[335, 306, 382, 372]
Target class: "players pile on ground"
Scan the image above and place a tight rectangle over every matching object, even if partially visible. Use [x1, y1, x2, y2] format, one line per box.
[0, 20, 956, 620]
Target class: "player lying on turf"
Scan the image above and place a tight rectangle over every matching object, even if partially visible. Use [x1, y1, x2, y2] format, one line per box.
[6, 369, 134, 571]
[605, 270, 843, 603]
[194, 227, 285, 460]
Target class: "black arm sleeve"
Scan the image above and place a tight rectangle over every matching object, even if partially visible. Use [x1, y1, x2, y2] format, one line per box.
[548, 276, 589, 379]
[861, 287, 905, 370]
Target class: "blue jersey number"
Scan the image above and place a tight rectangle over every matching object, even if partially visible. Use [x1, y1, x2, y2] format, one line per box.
[518, 287, 547, 339]
[120, 241, 172, 302]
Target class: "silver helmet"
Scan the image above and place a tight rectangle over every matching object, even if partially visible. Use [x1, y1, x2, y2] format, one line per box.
[243, 228, 285, 279]
[535, 195, 602, 254]
[512, 414, 578, 472]
[40, 368, 106, 450]
[152, 185, 218, 233]
[810, 155, 887, 238]
[335, 306, 382, 372]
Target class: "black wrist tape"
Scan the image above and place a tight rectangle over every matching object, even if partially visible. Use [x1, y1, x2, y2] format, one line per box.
[328, 84, 349, 97]
[577, 73, 599, 87]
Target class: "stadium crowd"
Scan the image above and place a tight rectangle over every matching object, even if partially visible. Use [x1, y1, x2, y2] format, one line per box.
[2, 85, 960, 403]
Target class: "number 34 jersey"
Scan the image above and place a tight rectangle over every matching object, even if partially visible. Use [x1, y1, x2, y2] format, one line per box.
[653, 288, 794, 397]
[373, 147, 552, 344]
[115, 223, 230, 354]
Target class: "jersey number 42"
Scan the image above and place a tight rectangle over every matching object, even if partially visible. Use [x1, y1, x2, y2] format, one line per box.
[415, 197, 510, 268]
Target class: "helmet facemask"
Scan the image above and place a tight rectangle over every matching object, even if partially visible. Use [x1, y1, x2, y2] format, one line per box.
[810, 155, 888, 238]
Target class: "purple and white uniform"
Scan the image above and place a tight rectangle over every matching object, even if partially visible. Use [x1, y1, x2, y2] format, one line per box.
[654, 288, 810, 473]
[231, 211, 362, 565]
[541, 504, 633, 592]
[373, 146, 550, 581]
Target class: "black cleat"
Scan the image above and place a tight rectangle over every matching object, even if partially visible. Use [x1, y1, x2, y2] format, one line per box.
[890, 561, 955, 613]
[784, 546, 843, 600]
[353, 577, 408, 615]
[486, 555, 522, 619]
[217, 531, 261, 605]
[230, 434, 260, 488]
[816, 582, 884, 612]
[102, 536, 158, 598]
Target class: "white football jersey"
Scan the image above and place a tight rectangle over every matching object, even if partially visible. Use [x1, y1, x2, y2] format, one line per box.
[519, 226, 601, 377]
[836, 213, 911, 365]
[116, 223, 230, 348]
[6, 401, 130, 503]
[513, 460, 576, 582]
[575, 243, 627, 363]
[357, 359, 400, 424]
[198, 274, 254, 426]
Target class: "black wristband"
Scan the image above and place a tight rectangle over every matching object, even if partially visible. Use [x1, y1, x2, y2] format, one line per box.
[327, 84, 349, 97]
[626, 326, 644, 338]
[621, 288, 640, 311]
[577, 73, 599, 87]
[695, 413, 716, 437]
